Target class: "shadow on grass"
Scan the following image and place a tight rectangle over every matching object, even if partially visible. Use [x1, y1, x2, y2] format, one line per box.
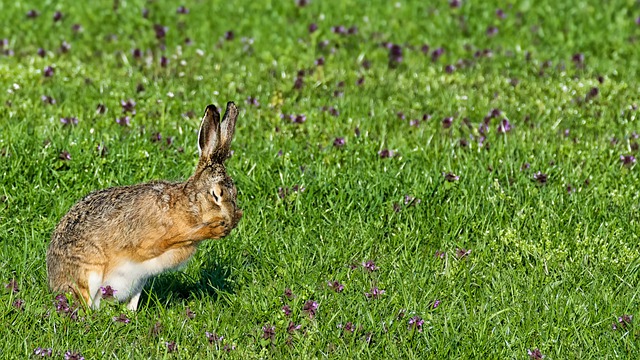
[140, 264, 233, 309]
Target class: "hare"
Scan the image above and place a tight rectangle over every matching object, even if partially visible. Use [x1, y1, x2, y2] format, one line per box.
[46, 102, 243, 310]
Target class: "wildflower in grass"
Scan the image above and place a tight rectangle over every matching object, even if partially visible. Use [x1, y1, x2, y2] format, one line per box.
[393, 203, 402, 213]
[37, 48, 46, 57]
[303, 300, 318, 318]
[120, 99, 136, 114]
[284, 288, 294, 299]
[486, 26, 498, 36]
[185, 307, 196, 319]
[332, 25, 346, 34]
[333, 137, 345, 148]
[404, 195, 421, 206]
[309, 23, 318, 33]
[27, 9, 40, 18]
[53, 11, 63, 22]
[165, 341, 177, 353]
[116, 116, 130, 126]
[287, 321, 302, 334]
[151, 132, 162, 142]
[586, 87, 599, 100]
[533, 171, 547, 184]
[365, 287, 385, 299]
[348, 26, 358, 34]
[43, 66, 55, 77]
[150, 322, 162, 337]
[176, 6, 189, 14]
[456, 248, 471, 259]
[612, 314, 633, 330]
[60, 41, 71, 53]
[205, 331, 223, 344]
[496, 8, 506, 19]
[112, 313, 130, 324]
[262, 324, 275, 340]
[99, 285, 114, 300]
[408, 316, 424, 332]
[224, 31, 235, 41]
[521, 162, 530, 171]
[160, 56, 169, 67]
[60, 117, 78, 126]
[41, 95, 56, 105]
[435, 250, 445, 259]
[328, 280, 344, 293]
[64, 351, 83, 360]
[296, 0, 309, 7]
[5, 278, 18, 293]
[246, 96, 259, 107]
[572, 53, 584, 67]
[432, 47, 445, 61]
[444, 64, 455, 73]
[636, 16, 640, 25]
[527, 348, 544, 359]
[340, 322, 356, 333]
[13, 298, 25, 310]
[356, 76, 365, 86]
[293, 76, 304, 90]
[444, 172, 459, 182]
[497, 119, 512, 133]
[378, 149, 395, 158]
[154, 24, 167, 40]
[282, 304, 292, 316]
[388, 44, 403, 66]
[362, 260, 378, 272]
[71, 24, 83, 33]
[33, 347, 53, 357]
[142, 8, 149, 18]
[442, 117, 453, 128]
[433, 299, 441, 309]
[96, 103, 106, 114]
[409, 119, 420, 127]
[59, 150, 71, 161]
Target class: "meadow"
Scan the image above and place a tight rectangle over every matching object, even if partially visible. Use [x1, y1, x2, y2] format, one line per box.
[1, 0, 640, 358]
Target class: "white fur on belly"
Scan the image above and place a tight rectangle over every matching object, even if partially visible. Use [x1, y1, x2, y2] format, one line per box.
[102, 249, 192, 301]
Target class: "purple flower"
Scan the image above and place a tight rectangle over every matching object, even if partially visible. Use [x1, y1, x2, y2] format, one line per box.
[120, 99, 136, 114]
[365, 287, 385, 299]
[533, 171, 548, 184]
[33, 347, 53, 357]
[165, 341, 177, 353]
[296, 0, 309, 7]
[287, 321, 302, 334]
[176, 6, 189, 14]
[309, 23, 318, 33]
[572, 53, 585, 66]
[527, 348, 544, 360]
[408, 316, 424, 332]
[60, 41, 71, 53]
[60, 117, 78, 126]
[431, 47, 445, 61]
[262, 324, 275, 340]
[388, 44, 403, 66]
[378, 149, 395, 158]
[59, 150, 71, 161]
[442, 117, 453, 128]
[433, 299, 441, 309]
[455, 248, 471, 259]
[41, 95, 56, 105]
[497, 119, 511, 133]
[339, 322, 356, 333]
[246, 96, 260, 107]
[13, 298, 25, 310]
[282, 304, 292, 316]
[348, 26, 358, 34]
[315, 57, 325, 66]
[486, 26, 498, 36]
[151, 132, 162, 142]
[43, 66, 55, 77]
[333, 137, 345, 148]
[362, 260, 378, 272]
[185, 307, 195, 319]
[27, 9, 40, 18]
[98, 286, 116, 299]
[37, 48, 46, 57]
[292, 114, 306, 124]
[205, 331, 224, 344]
[521, 162, 530, 171]
[435, 250, 445, 259]
[160, 56, 169, 67]
[444, 64, 455, 73]
[496, 8, 506, 19]
[332, 25, 346, 34]
[53, 11, 63, 22]
[636, 16, 640, 25]
[449, 0, 461, 8]
[131, 48, 142, 59]
[112, 313, 130, 323]
[293, 76, 304, 90]
[154, 24, 167, 40]
[116, 116, 131, 126]
[328, 280, 344, 292]
[224, 31, 235, 41]
[284, 288, 294, 299]
[142, 8, 149, 18]
[5, 278, 18, 293]
[64, 351, 84, 360]
[586, 87, 599, 100]
[613, 314, 633, 330]
[444, 172, 459, 182]
[303, 300, 318, 318]
[71, 24, 83, 33]
[404, 195, 421, 206]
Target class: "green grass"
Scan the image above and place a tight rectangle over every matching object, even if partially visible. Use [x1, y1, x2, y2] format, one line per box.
[2, 0, 640, 358]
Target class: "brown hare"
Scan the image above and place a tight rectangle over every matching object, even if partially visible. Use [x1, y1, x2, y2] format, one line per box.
[46, 102, 243, 310]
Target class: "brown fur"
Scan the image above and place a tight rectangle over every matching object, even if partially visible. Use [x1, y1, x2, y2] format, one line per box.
[46, 102, 242, 309]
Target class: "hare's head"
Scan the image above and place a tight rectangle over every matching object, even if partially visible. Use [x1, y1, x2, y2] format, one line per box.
[188, 102, 242, 234]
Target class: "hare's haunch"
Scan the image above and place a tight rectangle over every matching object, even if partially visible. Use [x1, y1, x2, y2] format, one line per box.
[46, 102, 243, 310]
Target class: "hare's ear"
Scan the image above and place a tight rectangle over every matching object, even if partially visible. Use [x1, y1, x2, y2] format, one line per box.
[219, 102, 238, 154]
[198, 104, 221, 159]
